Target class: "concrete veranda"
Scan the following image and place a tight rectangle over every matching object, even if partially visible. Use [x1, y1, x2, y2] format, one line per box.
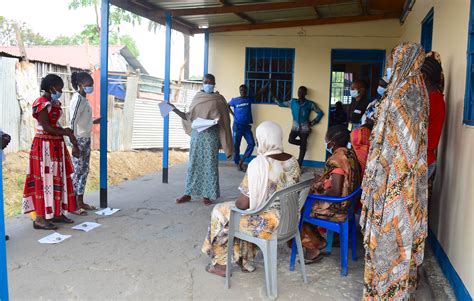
[5, 163, 455, 300]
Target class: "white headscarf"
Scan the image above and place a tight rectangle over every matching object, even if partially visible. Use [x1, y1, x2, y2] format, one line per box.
[247, 121, 284, 211]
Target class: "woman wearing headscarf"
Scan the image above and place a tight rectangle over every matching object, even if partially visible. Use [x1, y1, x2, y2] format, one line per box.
[202, 121, 300, 276]
[171, 74, 233, 206]
[301, 125, 361, 263]
[360, 43, 429, 300]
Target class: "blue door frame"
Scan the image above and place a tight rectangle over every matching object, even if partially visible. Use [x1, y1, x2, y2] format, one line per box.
[421, 8, 434, 53]
[0, 155, 9, 300]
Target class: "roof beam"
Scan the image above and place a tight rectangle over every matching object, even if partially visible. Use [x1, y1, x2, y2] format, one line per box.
[195, 13, 399, 33]
[111, 0, 196, 35]
[154, 0, 349, 18]
[218, 0, 256, 24]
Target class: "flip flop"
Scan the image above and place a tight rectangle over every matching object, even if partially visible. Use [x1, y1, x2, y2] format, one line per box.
[202, 199, 213, 206]
[71, 208, 88, 216]
[304, 253, 325, 265]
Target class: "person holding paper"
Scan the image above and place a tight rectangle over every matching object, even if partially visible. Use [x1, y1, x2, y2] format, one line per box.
[170, 74, 233, 206]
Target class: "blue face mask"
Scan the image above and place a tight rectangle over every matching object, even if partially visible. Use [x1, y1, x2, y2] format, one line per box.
[350, 89, 359, 98]
[51, 91, 62, 102]
[377, 86, 386, 96]
[84, 86, 94, 94]
[386, 67, 393, 80]
[203, 84, 215, 94]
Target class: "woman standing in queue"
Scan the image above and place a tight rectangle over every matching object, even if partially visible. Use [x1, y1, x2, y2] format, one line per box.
[22, 74, 79, 230]
[171, 74, 233, 206]
[69, 72, 100, 215]
[360, 43, 429, 300]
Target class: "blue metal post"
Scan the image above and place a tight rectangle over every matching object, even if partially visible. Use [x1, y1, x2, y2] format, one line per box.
[99, 0, 109, 208]
[162, 13, 171, 184]
[0, 155, 9, 300]
[203, 29, 209, 76]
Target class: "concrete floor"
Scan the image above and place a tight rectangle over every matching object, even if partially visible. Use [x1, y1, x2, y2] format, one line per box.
[5, 163, 455, 300]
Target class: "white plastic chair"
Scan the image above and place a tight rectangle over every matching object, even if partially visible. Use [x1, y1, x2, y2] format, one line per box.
[225, 178, 312, 299]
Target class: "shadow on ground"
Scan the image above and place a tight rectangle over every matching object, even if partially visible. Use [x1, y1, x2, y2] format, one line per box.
[5, 163, 455, 300]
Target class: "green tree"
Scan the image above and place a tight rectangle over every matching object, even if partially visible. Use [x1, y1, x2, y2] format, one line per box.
[67, 0, 142, 57]
[0, 16, 50, 46]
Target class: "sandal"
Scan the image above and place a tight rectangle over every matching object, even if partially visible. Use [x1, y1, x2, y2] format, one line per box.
[205, 264, 227, 277]
[202, 198, 213, 206]
[71, 208, 88, 216]
[33, 221, 58, 230]
[80, 203, 97, 211]
[176, 195, 191, 204]
[51, 215, 74, 224]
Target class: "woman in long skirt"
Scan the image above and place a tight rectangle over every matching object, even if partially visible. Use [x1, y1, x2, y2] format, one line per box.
[22, 74, 79, 230]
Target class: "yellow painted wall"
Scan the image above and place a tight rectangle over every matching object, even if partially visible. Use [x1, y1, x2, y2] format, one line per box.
[209, 20, 400, 163]
[400, 0, 474, 294]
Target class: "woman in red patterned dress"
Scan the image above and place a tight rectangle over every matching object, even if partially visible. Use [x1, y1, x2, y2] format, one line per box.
[22, 74, 80, 230]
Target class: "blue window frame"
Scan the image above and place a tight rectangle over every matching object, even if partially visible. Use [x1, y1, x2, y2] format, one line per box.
[245, 48, 295, 103]
[465, 1, 474, 125]
[421, 8, 434, 53]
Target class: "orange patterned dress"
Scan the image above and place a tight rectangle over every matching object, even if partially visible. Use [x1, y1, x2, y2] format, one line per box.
[360, 43, 429, 300]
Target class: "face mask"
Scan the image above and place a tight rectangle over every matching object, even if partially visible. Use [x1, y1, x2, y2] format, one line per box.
[386, 67, 393, 80]
[325, 141, 333, 154]
[203, 84, 215, 93]
[51, 90, 62, 102]
[350, 89, 359, 98]
[377, 86, 386, 96]
[84, 86, 94, 94]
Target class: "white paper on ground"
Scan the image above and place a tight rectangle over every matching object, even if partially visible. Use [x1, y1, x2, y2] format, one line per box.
[38, 232, 71, 244]
[191, 118, 219, 132]
[95, 207, 120, 216]
[158, 101, 174, 118]
[72, 222, 101, 232]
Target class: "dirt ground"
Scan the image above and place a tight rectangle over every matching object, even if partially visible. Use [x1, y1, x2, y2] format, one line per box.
[2, 150, 188, 217]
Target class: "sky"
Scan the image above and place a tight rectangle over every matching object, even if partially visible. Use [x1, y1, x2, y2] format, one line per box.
[2, 0, 204, 79]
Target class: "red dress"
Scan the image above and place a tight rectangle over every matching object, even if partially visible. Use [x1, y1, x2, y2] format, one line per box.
[22, 96, 77, 218]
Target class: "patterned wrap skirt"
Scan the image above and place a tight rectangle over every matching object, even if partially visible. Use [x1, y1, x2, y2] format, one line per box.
[22, 133, 77, 219]
[184, 126, 220, 200]
[202, 201, 280, 271]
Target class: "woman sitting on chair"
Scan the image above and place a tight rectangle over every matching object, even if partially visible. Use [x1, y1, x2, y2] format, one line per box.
[302, 125, 361, 263]
[202, 121, 301, 277]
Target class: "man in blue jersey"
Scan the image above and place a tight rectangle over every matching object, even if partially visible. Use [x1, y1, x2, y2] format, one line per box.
[274, 86, 324, 167]
[228, 84, 256, 171]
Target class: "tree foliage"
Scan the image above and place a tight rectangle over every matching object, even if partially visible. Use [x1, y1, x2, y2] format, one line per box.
[0, 16, 50, 46]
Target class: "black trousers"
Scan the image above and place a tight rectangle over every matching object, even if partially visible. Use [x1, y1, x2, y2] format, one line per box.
[288, 130, 310, 167]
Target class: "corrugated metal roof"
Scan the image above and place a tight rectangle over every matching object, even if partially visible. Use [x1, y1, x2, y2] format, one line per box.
[111, 0, 405, 34]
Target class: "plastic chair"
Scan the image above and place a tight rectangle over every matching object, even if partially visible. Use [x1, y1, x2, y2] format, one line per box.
[225, 178, 312, 299]
[290, 187, 362, 276]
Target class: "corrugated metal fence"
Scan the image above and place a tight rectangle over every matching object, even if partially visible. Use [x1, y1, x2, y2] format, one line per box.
[0, 57, 21, 153]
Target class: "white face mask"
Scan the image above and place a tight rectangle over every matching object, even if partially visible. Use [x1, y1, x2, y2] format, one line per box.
[325, 141, 333, 154]
[350, 89, 359, 98]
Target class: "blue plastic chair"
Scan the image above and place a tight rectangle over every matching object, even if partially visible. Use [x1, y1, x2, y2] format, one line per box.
[289, 187, 362, 276]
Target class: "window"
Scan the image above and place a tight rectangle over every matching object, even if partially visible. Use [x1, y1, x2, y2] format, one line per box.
[464, 1, 474, 125]
[245, 48, 295, 103]
[421, 8, 434, 53]
[330, 71, 353, 105]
